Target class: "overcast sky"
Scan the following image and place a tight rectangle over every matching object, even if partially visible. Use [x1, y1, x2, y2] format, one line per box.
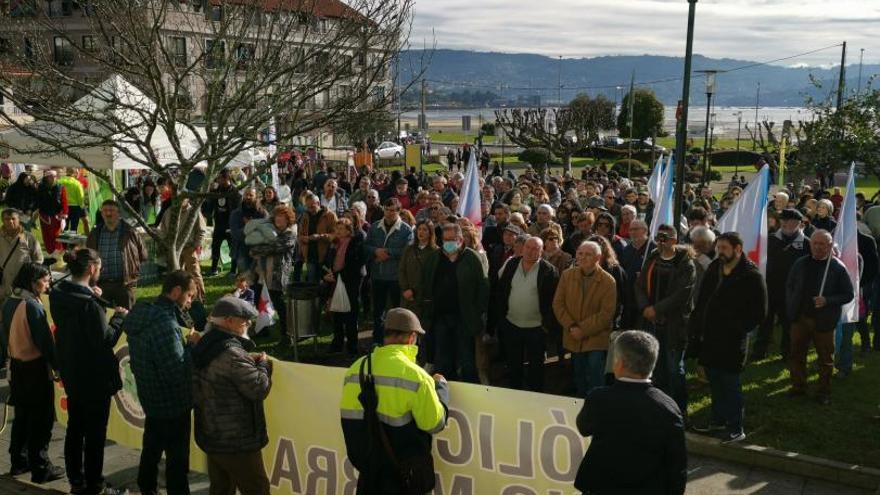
[410, 0, 880, 67]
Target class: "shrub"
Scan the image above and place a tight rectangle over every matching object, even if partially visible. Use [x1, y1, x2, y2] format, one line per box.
[518, 147, 555, 167]
[480, 122, 496, 136]
[709, 150, 763, 167]
[612, 159, 647, 177]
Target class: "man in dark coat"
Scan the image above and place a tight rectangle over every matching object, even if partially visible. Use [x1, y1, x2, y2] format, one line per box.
[494, 237, 560, 391]
[207, 171, 242, 276]
[690, 233, 767, 443]
[575, 330, 686, 495]
[786, 230, 854, 405]
[635, 225, 696, 415]
[754, 208, 809, 360]
[50, 248, 127, 495]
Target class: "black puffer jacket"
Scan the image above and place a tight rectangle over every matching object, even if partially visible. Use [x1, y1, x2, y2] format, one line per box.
[49, 280, 124, 400]
[690, 255, 768, 372]
[191, 327, 271, 454]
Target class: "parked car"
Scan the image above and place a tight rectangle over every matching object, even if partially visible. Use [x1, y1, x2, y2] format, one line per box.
[374, 141, 405, 159]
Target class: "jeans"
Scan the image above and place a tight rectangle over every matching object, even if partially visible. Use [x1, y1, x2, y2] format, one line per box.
[571, 351, 606, 399]
[705, 367, 744, 436]
[652, 327, 688, 416]
[65, 394, 112, 489]
[210, 222, 231, 272]
[370, 279, 400, 344]
[9, 403, 53, 475]
[305, 261, 322, 284]
[502, 320, 545, 392]
[433, 313, 477, 383]
[138, 413, 191, 495]
[67, 205, 84, 233]
[835, 322, 856, 375]
[332, 308, 360, 355]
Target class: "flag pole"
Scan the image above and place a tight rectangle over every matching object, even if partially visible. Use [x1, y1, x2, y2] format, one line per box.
[818, 253, 833, 297]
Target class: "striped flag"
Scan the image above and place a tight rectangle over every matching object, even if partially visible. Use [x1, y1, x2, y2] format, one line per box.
[254, 283, 276, 335]
[456, 147, 482, 226]
[649, 154, 674, 239]
[647, 154, 664, 202]
[833, 162, 859, 323]
[717, 164, 770, 274]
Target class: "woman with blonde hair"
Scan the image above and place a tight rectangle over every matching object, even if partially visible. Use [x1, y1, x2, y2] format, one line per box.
[323, 217, 365, 355]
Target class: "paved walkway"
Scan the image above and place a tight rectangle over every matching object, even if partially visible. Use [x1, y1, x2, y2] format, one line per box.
[0, 419, 870, 495]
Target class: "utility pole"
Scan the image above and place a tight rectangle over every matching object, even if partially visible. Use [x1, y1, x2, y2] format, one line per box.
[627, 71, 635, 164]
[419, 79, 427, 131]
[557, 55, 563, 106]
[836, 41, 847, 110]
[857, 48, 865, 97]
[735, 111, 742, 177]
[753, 82, 760, 151]
[673, 0, 698, 225]
[395, 53, 401, 138]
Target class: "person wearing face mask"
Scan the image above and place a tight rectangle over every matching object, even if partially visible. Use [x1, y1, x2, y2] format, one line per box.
[689, 233, 767, 444]
[50, 248, 129, 495]
[419, 223, 489, 383]
[753, 209, 810, 361]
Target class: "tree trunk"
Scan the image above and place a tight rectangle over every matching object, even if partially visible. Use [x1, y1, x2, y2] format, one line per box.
[563, 153, 572, 173]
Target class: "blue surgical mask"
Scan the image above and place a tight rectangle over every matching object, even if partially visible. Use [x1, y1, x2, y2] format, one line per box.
[442, 241, 460, 254]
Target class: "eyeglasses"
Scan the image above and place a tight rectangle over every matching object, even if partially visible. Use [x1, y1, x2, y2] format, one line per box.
[654, 234, 674, 242]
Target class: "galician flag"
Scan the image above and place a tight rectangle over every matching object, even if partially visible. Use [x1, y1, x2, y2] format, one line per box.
[717, 164, 770, 275]
[649, 154, 674, 239]
[647, 154, 664, 203]
[456, 147, 482, 226]
[833, 162, 860, 323]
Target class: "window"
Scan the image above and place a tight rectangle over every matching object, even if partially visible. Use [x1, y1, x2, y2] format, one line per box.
[356, 49, 366, 67]
[0, 38, 10, 56]
[47, 0, 73, 17]
[292, 47, 305, 73]
[372, 86, 385, 105]
[171, 36, 186, 67]
[207, 5, 222, 22]
[53, 36, 74, 66]
[236, 43, 255, 70]
[23, 38, 33, 61]
[81, 35, 96, 52]
[205, 39, 225, 69]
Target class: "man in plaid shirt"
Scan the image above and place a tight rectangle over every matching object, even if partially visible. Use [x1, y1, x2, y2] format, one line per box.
[123, 271, 199, 495]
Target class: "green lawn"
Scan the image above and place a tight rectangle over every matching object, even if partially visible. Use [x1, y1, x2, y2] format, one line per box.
[686, 336, 880, 468]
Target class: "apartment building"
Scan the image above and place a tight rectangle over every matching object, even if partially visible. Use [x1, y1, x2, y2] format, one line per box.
[0, 0, 394, 147]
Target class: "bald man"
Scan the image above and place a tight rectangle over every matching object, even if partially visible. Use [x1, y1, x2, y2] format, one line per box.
[785, 230, 854, 405]
[495, 236, 560, 391]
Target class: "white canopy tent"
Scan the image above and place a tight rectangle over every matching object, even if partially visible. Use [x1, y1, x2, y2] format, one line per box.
[0, 75, 260, 170]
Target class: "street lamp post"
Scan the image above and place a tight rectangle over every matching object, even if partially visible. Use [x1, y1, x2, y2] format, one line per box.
[734, 110, 743, 177]
[697, 70, 717, 186]
[673, 0, 699, 225]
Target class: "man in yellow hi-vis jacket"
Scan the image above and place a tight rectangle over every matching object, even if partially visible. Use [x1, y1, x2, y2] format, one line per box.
[340, 308, 449, 495]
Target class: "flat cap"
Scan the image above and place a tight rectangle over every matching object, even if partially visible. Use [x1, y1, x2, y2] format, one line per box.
[504, 224, 523, 236]
[384, 308, 425, 335]
[210, 296, 259, 321]
[779, 208, 804, 221]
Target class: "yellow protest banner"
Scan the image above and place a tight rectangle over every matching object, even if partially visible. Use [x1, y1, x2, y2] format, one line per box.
[55, 338, 589, 495]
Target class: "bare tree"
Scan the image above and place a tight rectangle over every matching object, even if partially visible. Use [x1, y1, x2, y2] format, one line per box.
[0, 0, 416, 268]
[494, 94, 615, 172]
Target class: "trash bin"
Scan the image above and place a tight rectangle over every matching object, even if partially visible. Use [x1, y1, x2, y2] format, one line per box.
[287, 282, 321, 341]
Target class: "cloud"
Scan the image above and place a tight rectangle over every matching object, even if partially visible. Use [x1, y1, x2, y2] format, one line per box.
[410, 0, 879, 66]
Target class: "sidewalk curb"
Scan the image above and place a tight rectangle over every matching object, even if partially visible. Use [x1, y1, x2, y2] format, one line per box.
[687, 432, 880, 491]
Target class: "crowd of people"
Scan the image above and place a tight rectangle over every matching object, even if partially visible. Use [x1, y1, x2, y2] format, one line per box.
[0, 152, 876, 494]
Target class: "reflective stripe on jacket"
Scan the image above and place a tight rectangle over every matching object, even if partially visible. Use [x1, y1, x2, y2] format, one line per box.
[339, 344, 448, 486]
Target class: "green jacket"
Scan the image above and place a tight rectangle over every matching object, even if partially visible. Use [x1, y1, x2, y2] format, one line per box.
[419, 247, 489, 337]
[398, 244, 438, 317]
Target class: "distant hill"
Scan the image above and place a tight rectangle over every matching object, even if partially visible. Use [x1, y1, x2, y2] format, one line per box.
[398, 49, 880, 107]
